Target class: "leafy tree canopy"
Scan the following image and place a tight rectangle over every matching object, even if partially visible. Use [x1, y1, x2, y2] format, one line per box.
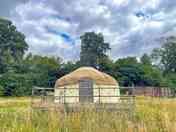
[0, 18, 28, 73]
[152, 36, 176, 73]
[140, 53, 151, 65]
[80, 32, 110, 68]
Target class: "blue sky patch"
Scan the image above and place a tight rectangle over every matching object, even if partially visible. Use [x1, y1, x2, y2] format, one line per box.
[46, 27, 75, 45]
[135, 11, 145, 18]
[51, 15, 71, 22]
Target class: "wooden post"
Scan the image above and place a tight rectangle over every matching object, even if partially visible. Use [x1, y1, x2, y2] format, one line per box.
[31, 87, 34, 108]
[131, 86, 135, 120]
[167, 87, 169, 97]
[98, 87, 100, 104]
[164, 87, 166, 97]
[64, 87, 66, 104]
[41, 88, 44, 105]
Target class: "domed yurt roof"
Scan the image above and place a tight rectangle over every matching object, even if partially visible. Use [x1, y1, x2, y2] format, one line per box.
[55, 67, 118, 87]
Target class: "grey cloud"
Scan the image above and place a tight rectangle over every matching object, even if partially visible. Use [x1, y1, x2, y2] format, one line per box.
[158, 0, 176, 13]
[0, 0, 28, 17]
[3, 0, 176, 60]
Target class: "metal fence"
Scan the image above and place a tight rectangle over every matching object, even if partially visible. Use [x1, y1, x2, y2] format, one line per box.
[31, 86, 175, 111]
[56, 87, 134, 102]
[31, 87, 135, 111]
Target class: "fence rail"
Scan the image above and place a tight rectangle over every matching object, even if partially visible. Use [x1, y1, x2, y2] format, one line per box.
[32, 87, 176, 97]
[31, 87, 135, 110]
[31, 86, 175, 111]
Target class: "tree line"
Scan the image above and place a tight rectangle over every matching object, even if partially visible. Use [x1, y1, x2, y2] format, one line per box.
[0, 18, 176, 96]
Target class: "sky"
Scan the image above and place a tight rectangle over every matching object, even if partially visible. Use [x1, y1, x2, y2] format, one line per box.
[0, 0, 176, 61]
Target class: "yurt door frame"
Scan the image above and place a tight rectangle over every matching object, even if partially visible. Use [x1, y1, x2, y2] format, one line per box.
[79, 78, 93, 103]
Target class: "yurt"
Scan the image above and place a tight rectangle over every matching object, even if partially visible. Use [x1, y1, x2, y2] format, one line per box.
[54, 67, 120, 103]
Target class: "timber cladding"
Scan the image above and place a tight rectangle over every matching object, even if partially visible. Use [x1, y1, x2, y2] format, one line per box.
[132, 87, 174, 97]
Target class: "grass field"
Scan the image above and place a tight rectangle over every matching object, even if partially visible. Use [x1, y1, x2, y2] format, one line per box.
[0, 97, 176, 132]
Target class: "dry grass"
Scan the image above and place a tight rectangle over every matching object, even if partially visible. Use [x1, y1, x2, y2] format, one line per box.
[0, 97, 176, 132]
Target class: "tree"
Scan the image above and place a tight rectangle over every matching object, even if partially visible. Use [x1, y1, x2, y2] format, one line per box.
[0, 18, 28, 73]
[0, 73, 33, 96]
[56, 61, 81, 79]
[23, 54, 62, 87]
[140, 54, 163, 86]
[152, 36, 176, 73]
[0, 18, 31, 96]
[98, 56, 115, 76]
[115, 57, 138, 66]
[141, 65, 163, 86]
[114, 57, 163, 87]
[114, 57, 144, 86]
[163, 73, 176, 87]
[80, 32, 110, 68]
[0, 85, 4, 96]
[117, 65, 145, 86]
[140, 53, 151, 65]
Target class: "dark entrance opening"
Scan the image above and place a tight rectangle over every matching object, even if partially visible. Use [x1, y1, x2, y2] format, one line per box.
[79, 78, 93, 103]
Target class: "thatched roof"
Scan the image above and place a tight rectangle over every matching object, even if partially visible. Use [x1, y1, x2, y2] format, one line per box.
[55, 67, 118, 87]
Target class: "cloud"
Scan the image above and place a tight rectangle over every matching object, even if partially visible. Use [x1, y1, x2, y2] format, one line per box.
[2, 0, 176, 61]
[0, 0, 28, 17]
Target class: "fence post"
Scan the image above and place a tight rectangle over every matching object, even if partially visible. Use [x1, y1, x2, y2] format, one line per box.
[98, 87, 100, 104]
[31, 87, 34, 108]
[64, 87, 66, 104]
[132, 86, 135, 119]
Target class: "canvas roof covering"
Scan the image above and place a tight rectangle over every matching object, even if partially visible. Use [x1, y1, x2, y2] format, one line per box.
[55, 67, 118, 87]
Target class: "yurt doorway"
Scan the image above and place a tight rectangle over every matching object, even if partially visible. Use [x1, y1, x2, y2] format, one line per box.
[79, 79, 93, 103]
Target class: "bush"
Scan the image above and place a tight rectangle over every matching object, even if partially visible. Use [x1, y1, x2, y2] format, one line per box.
[0, 85, 4, 96]
[0, 73, 33, 96]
